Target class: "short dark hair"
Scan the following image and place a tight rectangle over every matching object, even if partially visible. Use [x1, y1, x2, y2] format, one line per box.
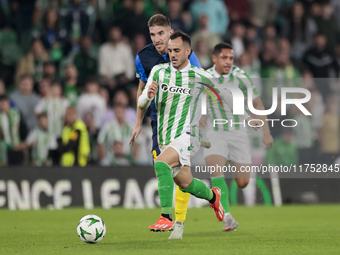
[0, 94, 8, 101]
[213, 43, 233, 55]
[37, 112, 48, 120]
[169, 30, 191, 47]
[19, 74, 33, 83]
[85, 76, 99, 86]
[148, 14, 171, 28]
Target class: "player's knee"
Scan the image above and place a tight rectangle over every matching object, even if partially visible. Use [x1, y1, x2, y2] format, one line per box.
[178, 182, 190, 190]
[236, 179, 249, 189]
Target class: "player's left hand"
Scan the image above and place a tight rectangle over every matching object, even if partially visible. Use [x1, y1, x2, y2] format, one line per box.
[246, 118, 262, 131]
[130, 124, 142, 146]
[263, 132, 274, 149]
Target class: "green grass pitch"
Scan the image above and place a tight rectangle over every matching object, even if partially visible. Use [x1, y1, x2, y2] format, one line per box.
[1, 205, 339, 255]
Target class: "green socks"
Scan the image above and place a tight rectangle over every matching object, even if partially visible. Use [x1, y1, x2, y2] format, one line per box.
[154, 161, 174, 214]
[211, 177, 230, 212]
[180, 178, 213, 201]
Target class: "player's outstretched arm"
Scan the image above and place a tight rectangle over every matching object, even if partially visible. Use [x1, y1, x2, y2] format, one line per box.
[130, 80, 146, 146]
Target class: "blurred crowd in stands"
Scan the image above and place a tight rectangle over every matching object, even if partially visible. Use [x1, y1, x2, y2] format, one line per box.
[0, 0, 340, 166]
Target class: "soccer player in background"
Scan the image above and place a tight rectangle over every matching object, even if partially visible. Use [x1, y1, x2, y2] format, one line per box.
[129, 14, 202, 232]
[138, 30, 262, 237]
[202, 43, 274, 231]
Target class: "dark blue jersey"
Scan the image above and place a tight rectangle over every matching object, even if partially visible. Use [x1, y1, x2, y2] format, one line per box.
[135, 43, 201, 121]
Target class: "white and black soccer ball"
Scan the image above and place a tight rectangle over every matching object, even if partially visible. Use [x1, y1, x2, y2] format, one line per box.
[77, 215, 106, 243]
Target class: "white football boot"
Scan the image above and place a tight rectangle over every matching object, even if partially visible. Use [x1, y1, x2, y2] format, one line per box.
[222, 213, 238, 232]
[169, 221, 184, 239]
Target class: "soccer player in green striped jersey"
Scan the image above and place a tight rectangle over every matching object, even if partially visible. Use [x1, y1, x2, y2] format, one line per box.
[203, 43, 274, 231]
[138, 31, 262, 236]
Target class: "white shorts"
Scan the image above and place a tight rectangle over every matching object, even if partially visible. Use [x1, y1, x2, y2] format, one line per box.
[159, 132, 200, 177]
[203, 129, 252, 164]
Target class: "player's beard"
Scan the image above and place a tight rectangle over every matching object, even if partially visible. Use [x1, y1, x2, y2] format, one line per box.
[172, 56, 186, 69]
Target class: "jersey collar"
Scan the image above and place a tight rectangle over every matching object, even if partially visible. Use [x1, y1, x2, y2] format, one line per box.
[213, 65, 231, 79]
[170, 60, 191, 72]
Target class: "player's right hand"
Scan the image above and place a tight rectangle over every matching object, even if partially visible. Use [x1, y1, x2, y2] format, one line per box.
[147, 81, 158, 99]
[129, 124, 142, 146]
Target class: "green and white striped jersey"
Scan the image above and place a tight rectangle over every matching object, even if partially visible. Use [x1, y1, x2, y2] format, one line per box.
[26, 128, 56, 166]
[35, 98, 70, 137]
[97, 120, 136, 165]
[205, 65, 259, 132]
[143, 61, 236, 145]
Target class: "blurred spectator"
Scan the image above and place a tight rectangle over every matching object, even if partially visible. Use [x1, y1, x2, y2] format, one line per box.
[63, 64, 80, 105]
[132, 34, 147, 56]
[336, 43, 340, 67]
[15, 39, 49, 84]
[319, 96, 339, 165]
[129, 85, 138, 109]
[60, 0, 90, 42]
[0, 79, 16, 108]
[248, 0, 277, 28]
[193, 40, 212, 69]
[99, 86, 113, 123]
[73, 36, 97, 85]
[167, 0, 187, 33]
[58, 106, 90, 166]
[291, 93, 315, 165]
[102, 89, 136, 125]
[331, 0, 340, 29]
[263, 23, 277, 41]
[303, 33, 339, 78]
[77, 77, 106, 129]
[99, 26, 135, 88]
[37, 77, 52, 98]
[309, 2, 322, 19]
[24, 113, 57, 166]
[283, 1, 317, 60]
[34, 8, 67, 60]
[277, 38, 303, 72]
[42, 61, 57, 81]
[259, 39, 276, 69]
[35, 81, 69, 138]
[230, 22, 246, 60]
[244, 25, 262, 49]
[121, 0, 149, 41]
[83, 111, 99, 163]
[238, 52, 260, 78]
[246, 43, 261, 75]
[0, 94, 23, 165]
[33, 0, 66, 26]
[301, 70, 325, 134]
[191, 15, 221, 56]
[0, 0, 14, 29]
[10, 75, 40, 132]
[265, 128, 298, 166]
[261, 52, 300, 104]
[97, 103, 138, 166]
[303, 33, 339, 98]
[314, 1, 340, 50]
[224, 0, 250, 23]
[12, 0, 35, 40]
[190, 0, 229, 36]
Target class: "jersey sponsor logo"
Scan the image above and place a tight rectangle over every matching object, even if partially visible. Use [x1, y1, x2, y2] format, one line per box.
[161, 83, 169, 91]
[161, 83, 192, 95]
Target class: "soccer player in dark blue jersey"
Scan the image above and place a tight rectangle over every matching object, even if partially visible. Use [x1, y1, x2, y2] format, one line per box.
[129, 14, 201, 235]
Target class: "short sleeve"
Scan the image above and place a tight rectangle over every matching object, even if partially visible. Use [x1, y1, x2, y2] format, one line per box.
[135, 54, 148, 82]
